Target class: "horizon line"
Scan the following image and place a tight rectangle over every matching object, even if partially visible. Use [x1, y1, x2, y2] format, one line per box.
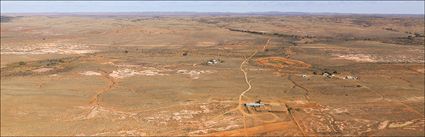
[2, 11, 424, 16]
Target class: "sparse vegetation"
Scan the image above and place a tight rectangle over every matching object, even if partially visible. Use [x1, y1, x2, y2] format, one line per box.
[0, 16, 13, 23]
[18, 61, 26, 66]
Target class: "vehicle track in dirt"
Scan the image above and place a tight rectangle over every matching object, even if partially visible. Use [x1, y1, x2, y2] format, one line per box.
[287, 75, 311, 102]
[357, 80, 424, 118]
[285, 103, 307, 136]
[238, 49, 258, 136]
[262, 38, 271, 51]
[85, 69, 117, 118]
[88, 70, 116, 106]
[211, 38, 295, 136]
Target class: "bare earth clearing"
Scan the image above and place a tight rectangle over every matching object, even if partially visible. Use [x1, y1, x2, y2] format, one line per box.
[1, 14, 424, 136]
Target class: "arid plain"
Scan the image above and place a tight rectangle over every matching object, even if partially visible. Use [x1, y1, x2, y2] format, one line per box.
[1, 14, 424, 136]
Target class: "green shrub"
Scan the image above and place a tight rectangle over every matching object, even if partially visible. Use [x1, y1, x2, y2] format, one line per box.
[18, 61, 26, 66]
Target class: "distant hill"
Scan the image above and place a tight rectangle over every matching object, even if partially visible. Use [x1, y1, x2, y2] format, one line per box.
[2, 12, 423, 18]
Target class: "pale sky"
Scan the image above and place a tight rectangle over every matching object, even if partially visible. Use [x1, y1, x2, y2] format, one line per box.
[1, 1, 424, 14]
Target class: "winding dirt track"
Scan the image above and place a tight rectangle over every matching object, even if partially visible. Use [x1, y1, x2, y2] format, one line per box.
[238, 49, 258, 136]
[86, 69, 117, 117]
[237, 38, 271, 112]
[89, 69, 117, 106]
[222, 38, 282, 136]
[225, 38, 309, 136]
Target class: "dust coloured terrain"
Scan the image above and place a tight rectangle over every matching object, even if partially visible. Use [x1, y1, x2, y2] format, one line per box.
[1, 13, 424, 136]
